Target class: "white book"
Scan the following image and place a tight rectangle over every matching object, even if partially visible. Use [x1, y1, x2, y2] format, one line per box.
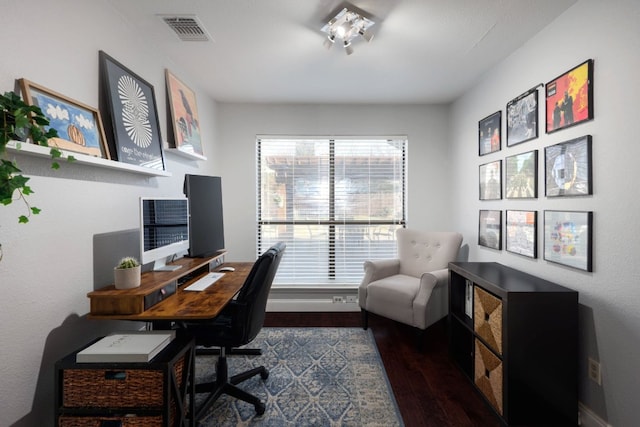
[464, 280, 473, 318]
[76, 331, 175, 363]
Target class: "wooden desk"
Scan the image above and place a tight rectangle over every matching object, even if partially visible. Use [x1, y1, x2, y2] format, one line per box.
[88, 258, 253, 321]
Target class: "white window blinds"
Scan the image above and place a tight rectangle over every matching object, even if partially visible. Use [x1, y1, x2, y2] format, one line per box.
[257, 137, 407, 286]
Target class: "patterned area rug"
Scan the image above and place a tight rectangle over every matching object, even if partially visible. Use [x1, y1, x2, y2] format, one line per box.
[196, 327, 404, 426]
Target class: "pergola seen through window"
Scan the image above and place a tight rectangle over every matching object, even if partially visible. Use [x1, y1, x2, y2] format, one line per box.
[257, 137, 407, 286]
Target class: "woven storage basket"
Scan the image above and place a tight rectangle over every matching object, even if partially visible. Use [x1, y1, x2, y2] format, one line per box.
[62, 354, 184, 408]
[59, 415, 163, 427]
[474, 339, 503, 415]
[473, 286, 503, 355]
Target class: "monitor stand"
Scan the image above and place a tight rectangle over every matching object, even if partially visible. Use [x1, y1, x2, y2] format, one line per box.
[152, 257, 183, 272]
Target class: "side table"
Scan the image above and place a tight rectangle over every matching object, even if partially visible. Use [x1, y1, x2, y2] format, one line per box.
[55, 334, 195, 427]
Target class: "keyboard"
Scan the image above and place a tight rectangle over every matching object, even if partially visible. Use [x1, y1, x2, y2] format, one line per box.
[183, 272, 224, 291]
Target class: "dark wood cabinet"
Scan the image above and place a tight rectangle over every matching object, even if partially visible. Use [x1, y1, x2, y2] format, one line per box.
[448, 262, 578, 426]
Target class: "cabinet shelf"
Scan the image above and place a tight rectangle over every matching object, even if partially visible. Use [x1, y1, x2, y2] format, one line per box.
[6, 140, 172, 177]
[165, 147, 207, 161]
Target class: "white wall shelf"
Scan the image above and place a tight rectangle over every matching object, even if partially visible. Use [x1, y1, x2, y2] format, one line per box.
[6, 140, 172, 177]
[165, 147, 207, 161]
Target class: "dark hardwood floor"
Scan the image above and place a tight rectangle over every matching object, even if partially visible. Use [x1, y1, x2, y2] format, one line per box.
[264, 311, 501, 427]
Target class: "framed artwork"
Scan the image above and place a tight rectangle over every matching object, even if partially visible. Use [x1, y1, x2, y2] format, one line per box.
[479, 210, 502, 250]
[18, 79, 110, 159]
[506, 210, 537, 258]
[505, 150, 537, 199]
[479, 160, 502, 200]
[544, 210, 593, 272]
[98, 51, 165, 170]
[165, 69, 204, 156]
[545, 135, 592, 197]
[545, 59, 594, 134]
[506, 87, 538, 146]
[479, 111, 501, 156]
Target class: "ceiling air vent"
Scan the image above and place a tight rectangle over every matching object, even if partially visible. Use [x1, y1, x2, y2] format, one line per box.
[160, 15, 212, 42]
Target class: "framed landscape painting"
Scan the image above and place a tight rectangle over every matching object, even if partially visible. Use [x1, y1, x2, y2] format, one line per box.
[479, 111, 501, 156]
[544, 210, 593, 271]
[506, 87, 538, 146]
[545, 59, 594, 134]
[19, 79, 110, 159]
[99, 51, 165, 170]
[166, 69, 204, 157]
[545, 135, 592, 197]
[506, 210, 537, 258]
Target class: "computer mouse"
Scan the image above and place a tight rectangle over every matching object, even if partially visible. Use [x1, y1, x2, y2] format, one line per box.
[219, 266, 235, 272]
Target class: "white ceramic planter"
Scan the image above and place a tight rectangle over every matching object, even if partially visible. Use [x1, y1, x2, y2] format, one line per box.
[114, 265, 141, 289]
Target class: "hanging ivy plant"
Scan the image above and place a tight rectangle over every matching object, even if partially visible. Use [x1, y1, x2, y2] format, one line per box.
[0, 90, 67, 223]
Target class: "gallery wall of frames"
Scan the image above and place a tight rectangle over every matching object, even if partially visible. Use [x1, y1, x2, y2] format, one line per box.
[477, 59, 594, 272]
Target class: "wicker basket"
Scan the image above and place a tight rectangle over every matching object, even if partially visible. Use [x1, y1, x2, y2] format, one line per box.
[62, 355, 184, 408]
[475, 339, 503, 415]
[473, 286, 503, 355]
[59, 415, 163, 427]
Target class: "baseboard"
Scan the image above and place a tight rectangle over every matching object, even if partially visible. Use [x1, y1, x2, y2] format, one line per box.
[267, 298, 360, 312]
[579, 402, 612, 427]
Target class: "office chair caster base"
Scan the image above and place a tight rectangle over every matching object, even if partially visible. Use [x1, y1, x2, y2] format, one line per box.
[260, 369, 269, 380]
[255, 402, 266, 415]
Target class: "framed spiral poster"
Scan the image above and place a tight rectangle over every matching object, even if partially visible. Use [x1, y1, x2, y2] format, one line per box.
[99, 51, 165, 171]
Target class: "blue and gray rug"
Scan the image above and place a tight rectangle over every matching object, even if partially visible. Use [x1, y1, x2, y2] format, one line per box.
[196, 327, 404, 426]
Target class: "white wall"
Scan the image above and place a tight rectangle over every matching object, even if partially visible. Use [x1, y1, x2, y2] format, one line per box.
[449, 1, 640, 425]
[0, 1, 221, 425]
[216, 103, 453, 261]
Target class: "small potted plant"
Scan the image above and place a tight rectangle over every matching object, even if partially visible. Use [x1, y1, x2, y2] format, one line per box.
[114, 256, 141, 289]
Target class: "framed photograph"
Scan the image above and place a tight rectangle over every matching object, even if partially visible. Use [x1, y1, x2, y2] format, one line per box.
[165, 69, 204, 156]
[507, 87, 538, 146]
[98, 51, 165, 170]
[479, 160, 502, 200]
[506, 210, 537, 258]
[545, 59, 594, 134]
[505, 150, 537, 198]
[545, 135, 592, 197]
[18, 79, 110, 159]
[479, 210, 502, 250]
[544, 210, 593, 272]
[479, 111, 501, 156]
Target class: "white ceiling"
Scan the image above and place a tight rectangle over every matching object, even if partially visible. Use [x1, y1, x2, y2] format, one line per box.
[107, 0, 577, 104]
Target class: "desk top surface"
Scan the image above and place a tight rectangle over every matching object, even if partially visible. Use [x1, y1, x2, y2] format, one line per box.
[88, 261, 253, 321]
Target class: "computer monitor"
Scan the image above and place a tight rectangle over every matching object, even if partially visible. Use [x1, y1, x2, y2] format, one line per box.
[183, 174, 225, 257]
[140, 197, 190, 271]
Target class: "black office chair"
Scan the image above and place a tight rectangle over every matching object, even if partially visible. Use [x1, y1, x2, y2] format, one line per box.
[183, 242, 285, 420]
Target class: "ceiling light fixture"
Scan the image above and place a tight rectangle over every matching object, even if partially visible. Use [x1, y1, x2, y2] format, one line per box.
[321, 7, 374, 55]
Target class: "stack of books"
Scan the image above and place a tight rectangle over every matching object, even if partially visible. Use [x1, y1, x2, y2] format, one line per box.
[76, 331, 175, 363]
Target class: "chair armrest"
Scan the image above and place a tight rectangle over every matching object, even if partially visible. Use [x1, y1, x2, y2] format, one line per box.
[412, 268, 449, 328]
[358, 259, 400, 306]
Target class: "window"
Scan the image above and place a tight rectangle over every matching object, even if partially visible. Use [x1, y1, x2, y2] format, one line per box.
[257, 137, 407, 286]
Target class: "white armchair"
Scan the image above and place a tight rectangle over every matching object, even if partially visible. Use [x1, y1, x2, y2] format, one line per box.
[359, 229, 463, 333]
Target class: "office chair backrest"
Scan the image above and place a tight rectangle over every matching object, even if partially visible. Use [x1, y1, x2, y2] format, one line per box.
[234, 242, 286, 343]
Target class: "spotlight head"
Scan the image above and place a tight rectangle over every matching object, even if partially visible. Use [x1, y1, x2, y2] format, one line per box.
[343, 40, 354, 55]
[324, 34, 336, 50]
[359, 28, 374, 42]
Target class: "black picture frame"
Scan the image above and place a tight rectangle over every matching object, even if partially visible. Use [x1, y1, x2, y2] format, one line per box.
[479, 210, 502, 250]
[544, 135, 592, 197]
[479, 160, 502, 200]
[478, 111, 501, 156]
[505, 150, 537, 199]
[99, 51, 165, 170]
[507, 87, 538, 146]
[545, 59, 594, 134]
[506, 210, 537, 258]
[543, 210, 593, 272]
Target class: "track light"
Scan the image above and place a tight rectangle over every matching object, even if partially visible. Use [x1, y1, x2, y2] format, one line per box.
[320, 7, 375, 55]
